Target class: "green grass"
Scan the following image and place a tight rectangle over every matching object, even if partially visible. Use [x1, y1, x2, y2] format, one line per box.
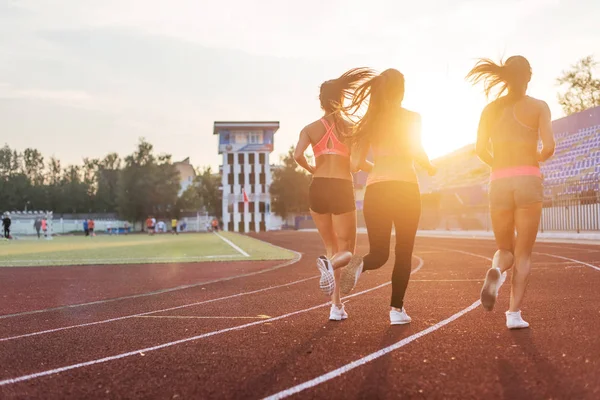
[0, 232, 295, 267]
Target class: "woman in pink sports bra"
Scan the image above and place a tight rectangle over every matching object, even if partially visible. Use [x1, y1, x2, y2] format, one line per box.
[467, 56, 555, 329]
[294, 68, 374, 321]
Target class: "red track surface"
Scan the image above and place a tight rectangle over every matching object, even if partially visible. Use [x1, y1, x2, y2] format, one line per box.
[0, 232, 599, 399]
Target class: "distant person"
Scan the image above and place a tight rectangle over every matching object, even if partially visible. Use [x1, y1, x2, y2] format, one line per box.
[146, 217, 154, 235]
[124, 221, 130, 235]
[106, 221, 113, 235]
[2, 213, 11, 239]
[339, 68, 436, 325]
[157, 220, 166, 233]
[171, 218, 178, 235]
[88, 219, 95, 237]
[211, 218, 219, 232]
[83, 219, 89, 237]
[151, 216, 157, 234]
[294, 68, 374, 321]
[34, 218, 42, 239]
[466, 56, 555, 329]
[41, 218, 48, 238]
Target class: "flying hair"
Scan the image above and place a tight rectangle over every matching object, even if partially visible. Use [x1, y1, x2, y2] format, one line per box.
[466, 56, 532, 100]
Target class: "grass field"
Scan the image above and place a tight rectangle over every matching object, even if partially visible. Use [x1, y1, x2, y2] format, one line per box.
[0, 232, 296, 267]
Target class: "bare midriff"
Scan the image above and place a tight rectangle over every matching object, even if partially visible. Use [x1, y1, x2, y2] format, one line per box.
[313, 154, 353, 181]
[366, 155, 417, 186]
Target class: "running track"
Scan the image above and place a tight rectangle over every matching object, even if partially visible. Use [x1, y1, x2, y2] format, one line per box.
[0, 232, 598, 399]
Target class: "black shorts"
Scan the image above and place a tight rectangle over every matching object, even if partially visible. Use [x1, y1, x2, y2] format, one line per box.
[309, 178, 356, 215]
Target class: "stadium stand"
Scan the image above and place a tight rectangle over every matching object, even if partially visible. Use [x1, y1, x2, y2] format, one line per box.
[352, 106, 600, 232]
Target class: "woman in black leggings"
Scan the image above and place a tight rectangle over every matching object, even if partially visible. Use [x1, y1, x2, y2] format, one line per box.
[339, 68, 436, 325]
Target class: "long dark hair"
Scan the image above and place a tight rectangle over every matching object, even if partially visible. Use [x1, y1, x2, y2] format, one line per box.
[319, 68, 375, 137]
[341, 68, 405, 146]
[466, 56, 532, 101]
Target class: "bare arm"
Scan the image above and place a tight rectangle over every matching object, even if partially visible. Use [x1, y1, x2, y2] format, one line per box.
[350, 139, 373, 173]
[293, 128, 315, 174]
[412, 114, 436, 175]
[476, 106, 494, 167]
[537, 101, 555, 162]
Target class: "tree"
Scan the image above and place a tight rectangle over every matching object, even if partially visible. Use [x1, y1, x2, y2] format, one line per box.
[95, 153, 121, 212]
[116, 139, 181, 228]
[269, 147, 311, 220]
[197, 167, 221, 217]
[557, 55, 600, 115]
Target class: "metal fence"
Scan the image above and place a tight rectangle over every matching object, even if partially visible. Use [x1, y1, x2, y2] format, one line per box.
[420, 180, 600, 233]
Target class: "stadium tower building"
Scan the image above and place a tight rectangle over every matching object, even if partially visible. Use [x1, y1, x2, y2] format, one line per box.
[214, 121, 280, 232]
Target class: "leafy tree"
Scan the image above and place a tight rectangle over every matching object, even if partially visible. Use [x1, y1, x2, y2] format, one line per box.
[269, 147, 311, 220]
[197, 166, 221, 217]
[116, 139, 181, 228]
[95, 153, 121, 212]
[557, 56, 600, 115]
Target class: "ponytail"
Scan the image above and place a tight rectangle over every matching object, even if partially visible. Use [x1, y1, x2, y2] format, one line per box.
[341, 68, 405, 147]
[466, 56, 532, 100]
[319, 67, 375, 138]
[319, 68, 375, 114]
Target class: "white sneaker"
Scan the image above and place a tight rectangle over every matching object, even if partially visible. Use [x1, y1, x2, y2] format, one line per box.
[329, 304, 348, 321]
[317, 256, 335, 296]
[340, 255, 363, 295]
[481, 267, 503, 311]
[506, 310, 529, 329]
[390, 307, 412, 325]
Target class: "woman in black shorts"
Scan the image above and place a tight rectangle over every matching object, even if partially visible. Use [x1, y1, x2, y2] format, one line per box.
[294, 68, 374, 321]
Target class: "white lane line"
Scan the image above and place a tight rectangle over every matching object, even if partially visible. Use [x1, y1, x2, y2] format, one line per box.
[265, 248, 600, 399]
[0, 250, 301, 320]
[0, 275, 314, 342]
[262, 251, 491, 399]
[263, 300, 482, 400]
[135, 315, 272, 320]
[534, 253, 600, 272]
[0, 255, 238, 265]
[0, 256, 423, 386]
[214, 232, 250, 257]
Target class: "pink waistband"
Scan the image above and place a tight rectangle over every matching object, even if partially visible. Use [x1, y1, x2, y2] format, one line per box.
[490, 166, 541, 181]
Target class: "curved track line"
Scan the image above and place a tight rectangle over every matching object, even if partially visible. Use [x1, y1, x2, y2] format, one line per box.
[263, 247, 600, 399]
[0, 249, 302, 320]
[263, 249, 494, 399]
[535, 253, 600, 272]
[0, 275, 316, 343]
[0, 256, 424, 387]
[263, 301, 482, 400]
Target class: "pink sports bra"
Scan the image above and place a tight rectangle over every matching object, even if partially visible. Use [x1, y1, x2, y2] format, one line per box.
[312, 118, 350, 158]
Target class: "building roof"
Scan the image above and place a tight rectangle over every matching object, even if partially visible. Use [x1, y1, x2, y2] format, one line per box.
[213, 121, 280, 135]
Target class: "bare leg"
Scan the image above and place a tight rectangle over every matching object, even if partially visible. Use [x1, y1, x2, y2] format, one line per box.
[330, 210, 357, 306]
[311, 210, 340, 305]
[510, 203, 542, 312]
[481, 208, 515, 310]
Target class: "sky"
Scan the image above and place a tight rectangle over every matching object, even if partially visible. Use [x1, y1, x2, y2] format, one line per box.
[0, 0, 599, 170]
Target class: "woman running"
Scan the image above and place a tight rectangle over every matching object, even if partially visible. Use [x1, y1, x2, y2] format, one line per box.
[466, 56, 555, 329]
[338, 68, 436, 325]
[294, 68, 374, 321]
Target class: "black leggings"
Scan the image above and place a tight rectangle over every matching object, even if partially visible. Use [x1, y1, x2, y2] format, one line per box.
[3, 227, 9, 239]
[363, 181, 421, 309]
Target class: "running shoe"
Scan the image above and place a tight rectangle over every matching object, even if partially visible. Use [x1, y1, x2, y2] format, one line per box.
[481, 267, 503, 311]
[329, 304, 348, 321]
[317, 256, 335, 296]
[390, 307, 412, 325]
[340, 255, 363, 295]
[506, 310, 529, 329]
